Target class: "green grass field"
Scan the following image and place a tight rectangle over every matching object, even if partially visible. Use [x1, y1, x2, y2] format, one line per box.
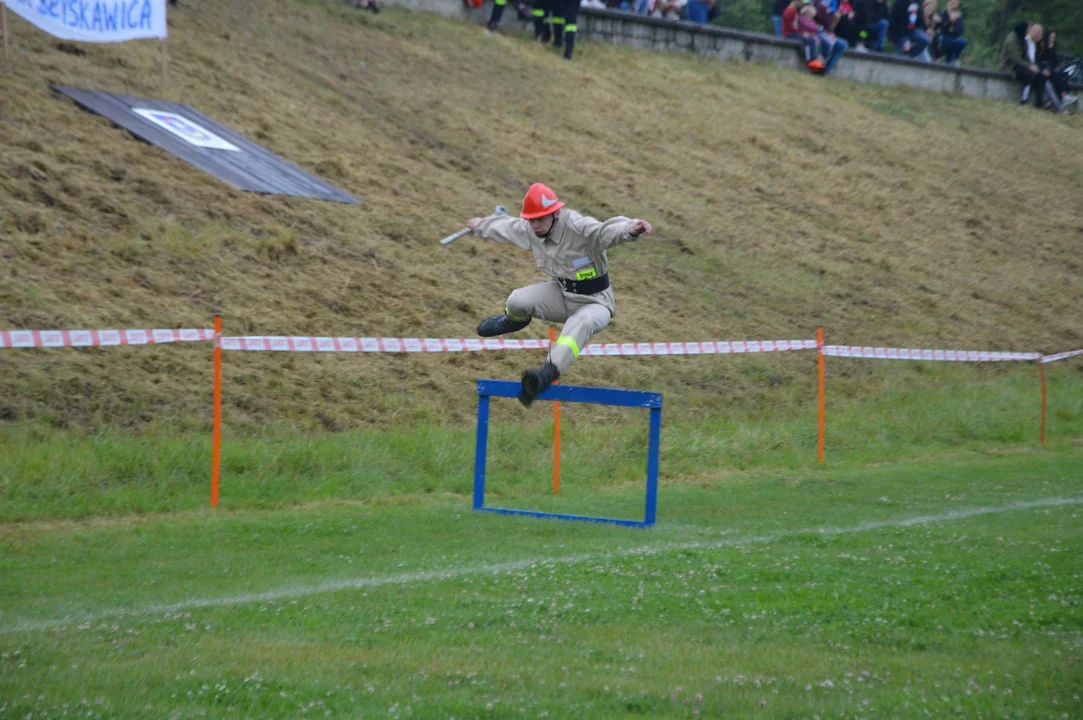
[3, 359, 1082, 521]
[2, 451, 1081, 718]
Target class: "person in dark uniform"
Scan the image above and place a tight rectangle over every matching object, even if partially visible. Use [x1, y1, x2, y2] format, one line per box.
[532, 0, 581, 59]
[486, 0, 533, 32]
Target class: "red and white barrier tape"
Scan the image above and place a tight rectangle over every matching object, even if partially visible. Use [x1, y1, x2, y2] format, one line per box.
[822, 345, 1040, 362]
[220, 336, 548, 352]
[217, 336, 820, 355]
[579, 339, 818, 356]
[0, 329, 215, 349]
[1041, 349, 1083, 364]
[3, 330, 1080, 364]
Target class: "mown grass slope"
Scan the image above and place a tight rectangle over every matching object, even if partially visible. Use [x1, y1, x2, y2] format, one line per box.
[1, 0, 1081, 432]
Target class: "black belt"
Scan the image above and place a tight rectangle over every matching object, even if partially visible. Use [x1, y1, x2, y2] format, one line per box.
[559, 273, 610, 295]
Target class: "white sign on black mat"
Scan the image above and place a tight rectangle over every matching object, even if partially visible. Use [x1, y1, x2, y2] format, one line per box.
[131, 108, 241, 152]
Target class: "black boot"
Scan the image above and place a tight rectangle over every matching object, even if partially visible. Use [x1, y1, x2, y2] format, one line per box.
[477, 314, 531, 337]
[563, 31, 576, 59]
[534, 16, 550, 42]
[487, 1, 505, 31]
[519, 361, 561, 407]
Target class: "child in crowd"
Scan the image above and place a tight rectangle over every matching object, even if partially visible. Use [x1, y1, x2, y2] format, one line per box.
[798, 2, 827, 73]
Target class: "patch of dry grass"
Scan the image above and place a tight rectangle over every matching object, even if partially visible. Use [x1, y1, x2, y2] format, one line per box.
[0, 0, 1080, 430]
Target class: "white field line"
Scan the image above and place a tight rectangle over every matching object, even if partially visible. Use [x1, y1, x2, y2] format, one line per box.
[2, 496, 1079, 635]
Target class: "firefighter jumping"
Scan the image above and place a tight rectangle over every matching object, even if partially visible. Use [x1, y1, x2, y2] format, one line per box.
[467, 183, 653, 407]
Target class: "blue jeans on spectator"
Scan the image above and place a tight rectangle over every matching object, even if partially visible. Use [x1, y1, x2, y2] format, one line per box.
[869, 18, 889, 51]
[634, 0, 649, 13]
[685, 0, 709, 24]
[772, 15, 783, 36]
[897, 29, 930, 59]
[818, 31, 848, 74]
[944, 36, 967, 63]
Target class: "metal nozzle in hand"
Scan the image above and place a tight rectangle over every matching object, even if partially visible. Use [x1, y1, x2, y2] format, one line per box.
[439, 205, 507, 245]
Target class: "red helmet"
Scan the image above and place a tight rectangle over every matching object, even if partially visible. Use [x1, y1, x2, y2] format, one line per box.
[521, 183, 565, 219]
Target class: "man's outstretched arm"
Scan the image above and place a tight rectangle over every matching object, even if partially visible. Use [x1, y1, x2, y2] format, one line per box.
[574, 215, 653, 249]
[468, 215, 533, 250]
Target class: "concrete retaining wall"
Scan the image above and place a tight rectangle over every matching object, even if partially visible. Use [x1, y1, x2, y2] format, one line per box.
[363, 0, 1046, 103]
[580, 9, 1025, 101]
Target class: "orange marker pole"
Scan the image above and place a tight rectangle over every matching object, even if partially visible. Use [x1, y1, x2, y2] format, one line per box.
[1039, 362, 1047, 448]
[817, 326, 825, 466]
[550, 325, 561, 495]
[211, 314, 222, 507]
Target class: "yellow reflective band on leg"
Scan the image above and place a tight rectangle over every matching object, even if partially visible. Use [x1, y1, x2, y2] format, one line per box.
[552, 16, 565, 24]
[506, 306, 529, 322]
[494, 0, 507, 5]
[556, 336, 580, 358]
[532, 8, 545, 15]
[565, 23, 577, 32]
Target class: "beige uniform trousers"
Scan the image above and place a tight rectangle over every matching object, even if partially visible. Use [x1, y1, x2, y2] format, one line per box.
[506, 281, 613, 373]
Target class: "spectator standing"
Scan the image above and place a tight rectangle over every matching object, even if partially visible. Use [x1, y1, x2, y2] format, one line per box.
[889, 0, 931, 60]
[921, 0, 938, 32]
[936, 0, 966, 65]
[861, 0, 890, 51]
[922, 0, 941, 56]
[686, 0, 714, 24]
[813, 0, 849, 74]
[772, 0, 792, 36]
[781, 0, 802, 37]
[850, 0, 872, 51]
[485, 0, 532, 32]
[834, 0, 863, 51]
[650, 0, 686, 20]
[530, 0, 582, 59]
[533, 0, 554, 43]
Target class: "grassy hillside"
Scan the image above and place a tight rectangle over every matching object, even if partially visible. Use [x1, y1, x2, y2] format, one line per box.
[1, 0, 1081, 433]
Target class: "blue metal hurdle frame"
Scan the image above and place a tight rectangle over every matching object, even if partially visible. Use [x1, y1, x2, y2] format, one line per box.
[473, 379, 663, 528]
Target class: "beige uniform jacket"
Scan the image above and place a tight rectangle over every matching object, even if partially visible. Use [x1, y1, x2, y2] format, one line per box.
[473, 209, 642, 315]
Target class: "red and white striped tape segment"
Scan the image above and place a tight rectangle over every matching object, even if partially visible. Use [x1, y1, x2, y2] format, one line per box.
[220, 336, 549, 352]
[3, 330, 1077, 363]
[1041, 349, 1083, 364]
[0, 329, 215, 349]
[822, 345, 1041, 362]
[218, 336, 820, 355]
[579, 339, 818, 356]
